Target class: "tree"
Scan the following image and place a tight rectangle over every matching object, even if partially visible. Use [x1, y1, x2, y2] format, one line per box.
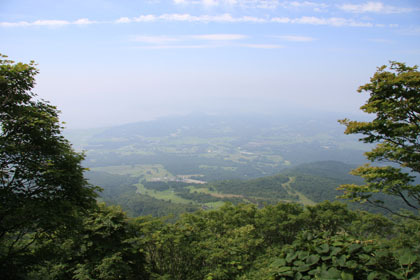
[29, 204, 149, 280]
[0, 54, 98, 277]
[339, 61, 420, 219]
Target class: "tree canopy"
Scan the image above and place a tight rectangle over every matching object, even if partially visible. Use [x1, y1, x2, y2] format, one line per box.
[0, 55, 98, 277]
[339, 61, 420, 219]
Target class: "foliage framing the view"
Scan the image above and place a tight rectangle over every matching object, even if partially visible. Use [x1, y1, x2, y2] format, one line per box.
[339, 62, 420, 219]
[0, 55, 98, 277]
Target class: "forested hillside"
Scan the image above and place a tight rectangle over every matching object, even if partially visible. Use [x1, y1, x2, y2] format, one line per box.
[89, 160, 412, 219]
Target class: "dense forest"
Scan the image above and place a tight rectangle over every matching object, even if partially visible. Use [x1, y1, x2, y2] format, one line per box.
[1, 56, 420, 280]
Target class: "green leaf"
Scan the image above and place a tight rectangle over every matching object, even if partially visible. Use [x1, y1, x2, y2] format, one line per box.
[341, 272, 353, 280]
[331, 247, 341, 256]
[336, 255, 346, 267]
[358, 254, 371, 263]
[317, 244, 330, 254]
[375, 250, 388, 258]
[385, 270, 404, 280]
[308, 268, 320, 275]
[306, 255, 320, 266]
[398, 249, 417, 266]
[345, 260, 358, 269]
[271, 258, 287, 267]
[298, 251, 309, 260]
[296, 264, 311, 272]
[293, 260, 305, 267]
[347, 244, 362, 254]
[363, 246, 373, 253]
[286, 252, 298, 263]
[276, 266, 292, 273]
[277, 270, 294, 277]
[367, 271, 378, 280]
[365, 257, 377, 266]
[320, 267, 342, 279]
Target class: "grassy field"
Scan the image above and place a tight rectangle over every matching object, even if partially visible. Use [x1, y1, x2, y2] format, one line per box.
[91, 164, 175, 180]
[136, 182, 245, 208]
[135, 182, 193, 204]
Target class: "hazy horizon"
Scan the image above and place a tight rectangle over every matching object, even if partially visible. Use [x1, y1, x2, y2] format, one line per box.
[1, 0, 419, 129]
[63, 109, 370, 132]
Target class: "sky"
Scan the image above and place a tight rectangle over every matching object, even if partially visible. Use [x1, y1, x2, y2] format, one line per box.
[1, 0, 420, 128]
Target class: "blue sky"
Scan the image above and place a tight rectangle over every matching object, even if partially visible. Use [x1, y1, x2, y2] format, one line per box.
[1, 0, 420, 128]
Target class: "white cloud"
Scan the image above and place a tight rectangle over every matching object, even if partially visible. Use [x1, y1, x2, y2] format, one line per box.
[33, 20, 70, 26]
[272, 16, 372, 27]
[160, 13, 199, 21]
[116, 15, 157, 23]
[292, 16, 373, 27]
[250, 0, 279, 9]
[202, 0, 219, 6]
[241, 44, 283, 49]
[171, 0, 412, 14]
[271, 17, 291, 23]
[286, 1, 328, 11]
[115, 17, 131, 23]
[0, 14, 377, 28]
[275, 35, 315, 42]
[239, 16, 267, 23]
[134, 15, 157, 22]
[132, 35, 181, 44]
[338, 2, 413, 14]
[192, 34, 247, 40]
[172, 0, 279, 9]
[132, 34, 246, 44]
[0, 21, 30, 27]
[2, 14, 265, 27]
[294, 16, 326, 25]
[74, 18, 96, 25]
[136, 44, 214, 49]
[136, 43, 284, 49]
[0, 18, 96, 27]
[150, 13, 266, 23]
